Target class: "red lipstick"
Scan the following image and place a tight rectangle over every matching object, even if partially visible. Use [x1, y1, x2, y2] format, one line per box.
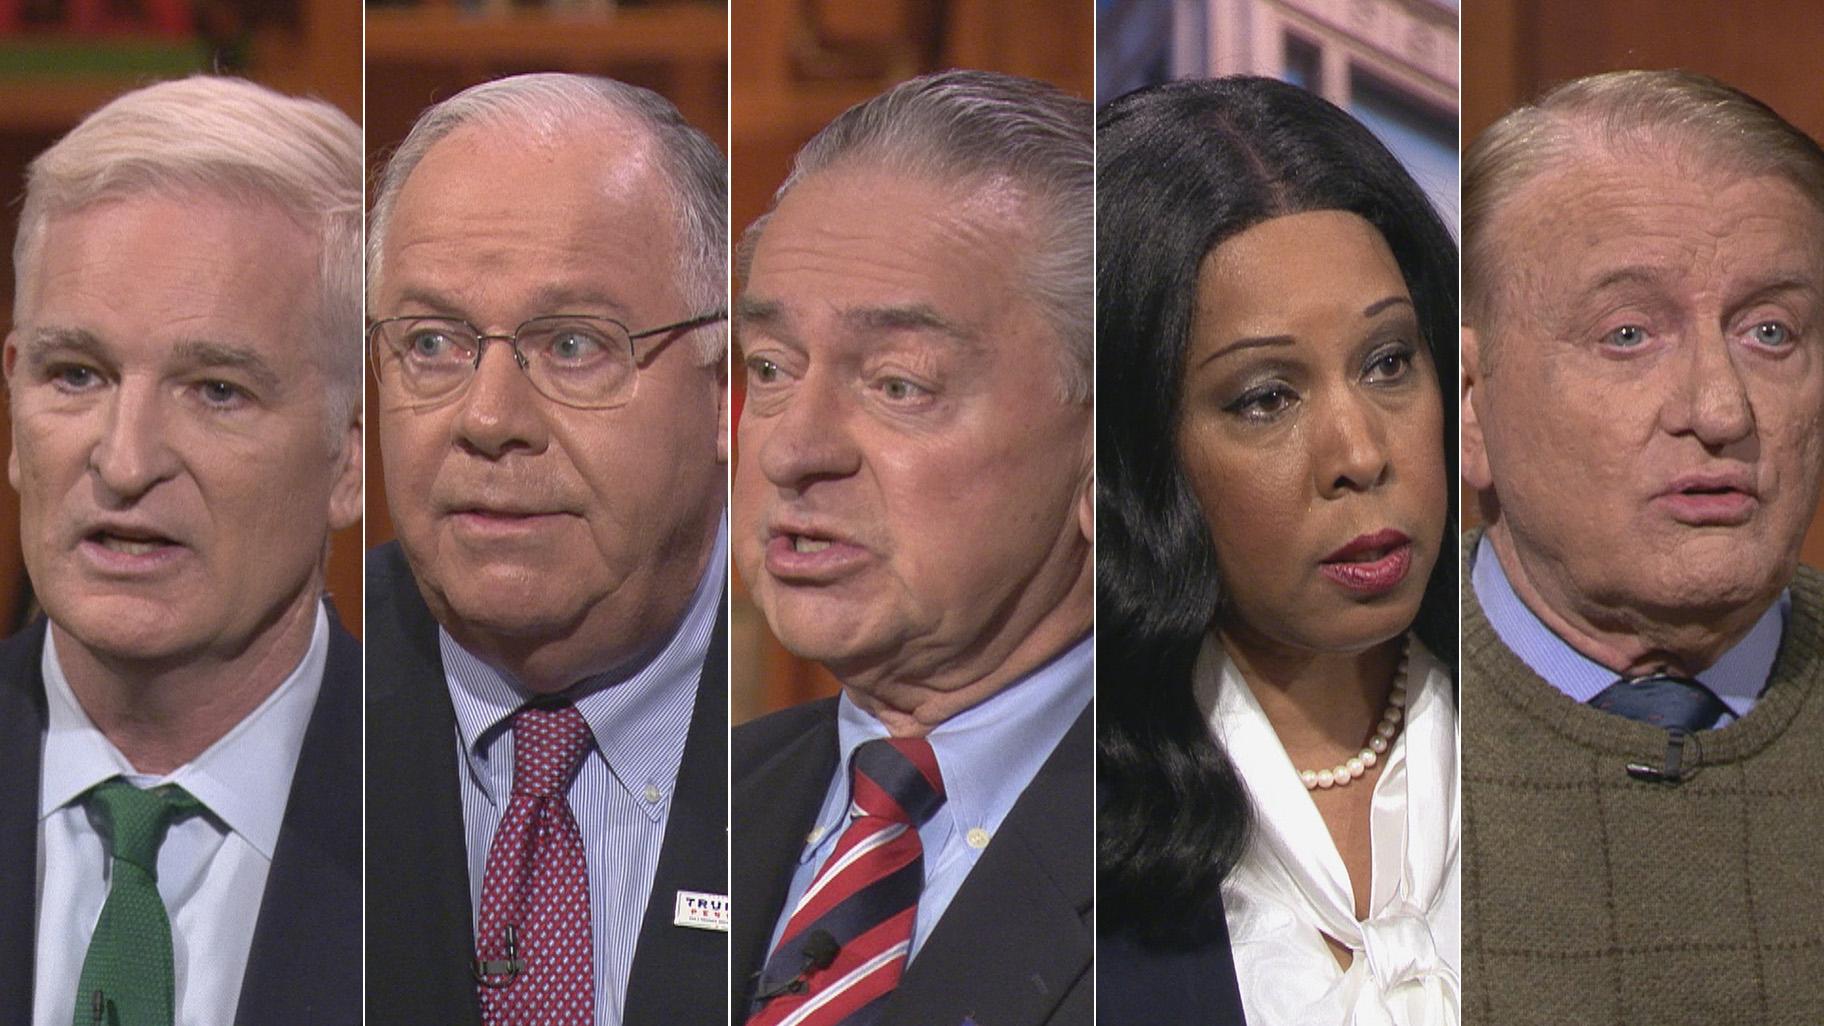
[1320, 529, 1413, 596]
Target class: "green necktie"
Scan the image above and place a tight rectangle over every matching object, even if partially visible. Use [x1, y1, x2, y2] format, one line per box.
[72, 778, 203, 1026]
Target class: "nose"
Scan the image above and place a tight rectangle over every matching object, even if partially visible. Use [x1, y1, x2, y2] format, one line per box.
[1663, 333, 1755, 449]
[90, 381, 180, 504]
[751, 372, 861, 491]
[1316, 389, 1391, 498]
[453, 340, 549, 459]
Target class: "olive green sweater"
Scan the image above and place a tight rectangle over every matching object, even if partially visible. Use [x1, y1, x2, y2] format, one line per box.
[1462, 535, 1824, 1025]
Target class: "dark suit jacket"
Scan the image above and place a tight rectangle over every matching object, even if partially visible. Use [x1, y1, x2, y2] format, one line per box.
[0, 605, 362, 1026]
[1097, 912, 1246, 1026]
[365, 540, 728, 1026]
[732, 699, 1094, 1026]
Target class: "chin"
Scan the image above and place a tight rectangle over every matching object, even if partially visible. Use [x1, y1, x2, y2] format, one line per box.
[759, 590, 883, 667]
[48, 594, 209, 664]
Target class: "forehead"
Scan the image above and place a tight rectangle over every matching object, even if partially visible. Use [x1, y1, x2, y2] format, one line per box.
[1195, 210, 1408, 344]
[24, 190, 316, 349]
[742, 165, 1037, 344]
[1490, 151, 1824, 319]
[379, 118, 682, 318]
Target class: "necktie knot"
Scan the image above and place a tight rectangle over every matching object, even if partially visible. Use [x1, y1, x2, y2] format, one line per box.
[1590, 672, 1728, 732]
[849, 736, 946, 829]
[85, 778, 201, 877]
[510, 702, 593, 798]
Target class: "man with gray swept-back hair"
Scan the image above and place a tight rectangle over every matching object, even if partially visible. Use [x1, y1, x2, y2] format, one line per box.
[365, 72, 729, 1026]
[1460, 69, 1824, 1023]
[730, 70, 1094, 1026]
[0, 76, 363, 1026]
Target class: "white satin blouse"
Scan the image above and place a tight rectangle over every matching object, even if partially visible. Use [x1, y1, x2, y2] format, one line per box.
[1195, 633, 1460, 1026]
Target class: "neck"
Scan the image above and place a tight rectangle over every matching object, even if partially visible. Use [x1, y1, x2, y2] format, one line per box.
[842, 559, 1092, 738]
[58, 586, 321, 776]
[1221, 622, 1402, 758]
[1486, 521, 1766, 675]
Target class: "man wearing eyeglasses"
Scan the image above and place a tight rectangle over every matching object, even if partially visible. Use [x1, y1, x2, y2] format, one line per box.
[364, 74, 729, 1026]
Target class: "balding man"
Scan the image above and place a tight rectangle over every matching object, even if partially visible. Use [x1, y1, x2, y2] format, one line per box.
[731, 70, 1094, 1026]
[363, 74, 728, 1026]
[0, 77, 363, 1026]
[1460, 69, 1824, 1022]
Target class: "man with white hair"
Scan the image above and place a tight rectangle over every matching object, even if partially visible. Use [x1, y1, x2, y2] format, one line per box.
[0, 76, 363, 1026]
[364, 73, 728, 1026]
[1461, 69, 1824, 1022]
[731, 70, 1094, 1026]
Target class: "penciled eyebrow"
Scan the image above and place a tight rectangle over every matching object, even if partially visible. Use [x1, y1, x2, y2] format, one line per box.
[1198, 295, 1414, 369]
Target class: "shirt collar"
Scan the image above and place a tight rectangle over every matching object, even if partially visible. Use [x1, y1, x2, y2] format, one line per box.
[444, 511, 726, 812]
[806, 633, 1094, 857]
[39, 602, 330, 861]
[1472, 534, 1785, 714]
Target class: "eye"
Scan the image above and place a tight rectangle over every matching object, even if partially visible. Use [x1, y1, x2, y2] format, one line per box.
[744, 356, 782, 385]
[1364, 345, 1415, 382]
[1225, 383, 1297, 422]
[878, 377, 930, 402]
[1602, 324, 1649, 349]
[544, 329, 610, 364]
[1749, 320, 1794, 348]
[198, 380, 246, 407]
[405, 328, 462, 361]
[50, 364, 101, 391]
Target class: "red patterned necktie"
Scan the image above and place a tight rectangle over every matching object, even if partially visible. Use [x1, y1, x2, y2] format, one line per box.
[749, 737, 946, 1026]
[474, 702, 595, 1025]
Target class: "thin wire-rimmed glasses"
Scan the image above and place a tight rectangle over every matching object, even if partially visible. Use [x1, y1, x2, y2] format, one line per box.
[367, 309, 726, 410]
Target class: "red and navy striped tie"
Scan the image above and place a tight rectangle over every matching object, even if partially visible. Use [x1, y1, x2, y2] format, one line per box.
[749, 737, 946, 1026]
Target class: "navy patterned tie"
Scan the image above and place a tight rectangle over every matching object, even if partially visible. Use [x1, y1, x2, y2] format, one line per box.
[1589, 673, 1728, 732]
[749, 737, 946, 1026]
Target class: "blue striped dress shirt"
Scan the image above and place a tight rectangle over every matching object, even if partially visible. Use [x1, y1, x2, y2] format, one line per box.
[1471, 534, 1785, 723]
[442, 515, 725, 1026]
[766, 634, 1093, 963]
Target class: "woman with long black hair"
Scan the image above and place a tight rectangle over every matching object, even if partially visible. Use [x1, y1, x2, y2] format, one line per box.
[1096, 77, 1459, 1025]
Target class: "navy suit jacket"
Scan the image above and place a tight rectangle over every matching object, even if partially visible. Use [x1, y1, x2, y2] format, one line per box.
[1097, 911, 1246, 1026]
[731, 698, 1094, 1026]
[0, 605, 363, 1026]
[364, 540, 728, 1026]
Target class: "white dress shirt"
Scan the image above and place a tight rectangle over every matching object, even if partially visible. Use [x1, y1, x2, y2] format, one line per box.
[1197, 632, 1460, 1026]
[33, 604, 328, 1026]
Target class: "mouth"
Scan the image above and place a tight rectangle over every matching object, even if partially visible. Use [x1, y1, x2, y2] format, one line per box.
[763, 526, 868, 582]
[1319, 529, 1414, 596]
[1658, 472, 1759, 526]
[79, 527, 185, 571]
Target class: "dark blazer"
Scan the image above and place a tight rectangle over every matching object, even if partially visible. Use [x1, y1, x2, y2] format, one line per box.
[0, 604, 363, 1026]
[1096, 912, 1246, 1026]
[731, 699, 1094, 1026]
[365, 541, 728, 1026]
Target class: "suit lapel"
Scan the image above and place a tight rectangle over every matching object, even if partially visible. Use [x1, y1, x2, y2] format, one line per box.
[365, 545, 485, 1026]
[233, 607, 362, 1026]
[0, 621, 48, 1026]
[730, 704, 839, 1017]
[885, 706, 1094, 1026]
[622, 594, 731, 1026]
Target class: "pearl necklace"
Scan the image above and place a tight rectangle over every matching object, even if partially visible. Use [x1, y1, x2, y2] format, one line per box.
[1298, 635, 1411, 791]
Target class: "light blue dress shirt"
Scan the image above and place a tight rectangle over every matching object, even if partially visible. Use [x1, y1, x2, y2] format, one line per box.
[442, 513, 725, 1026]
[1472, 535, 1786, 724]
[765, 633, 1093, 964]
[34, 603, 328, 1026]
